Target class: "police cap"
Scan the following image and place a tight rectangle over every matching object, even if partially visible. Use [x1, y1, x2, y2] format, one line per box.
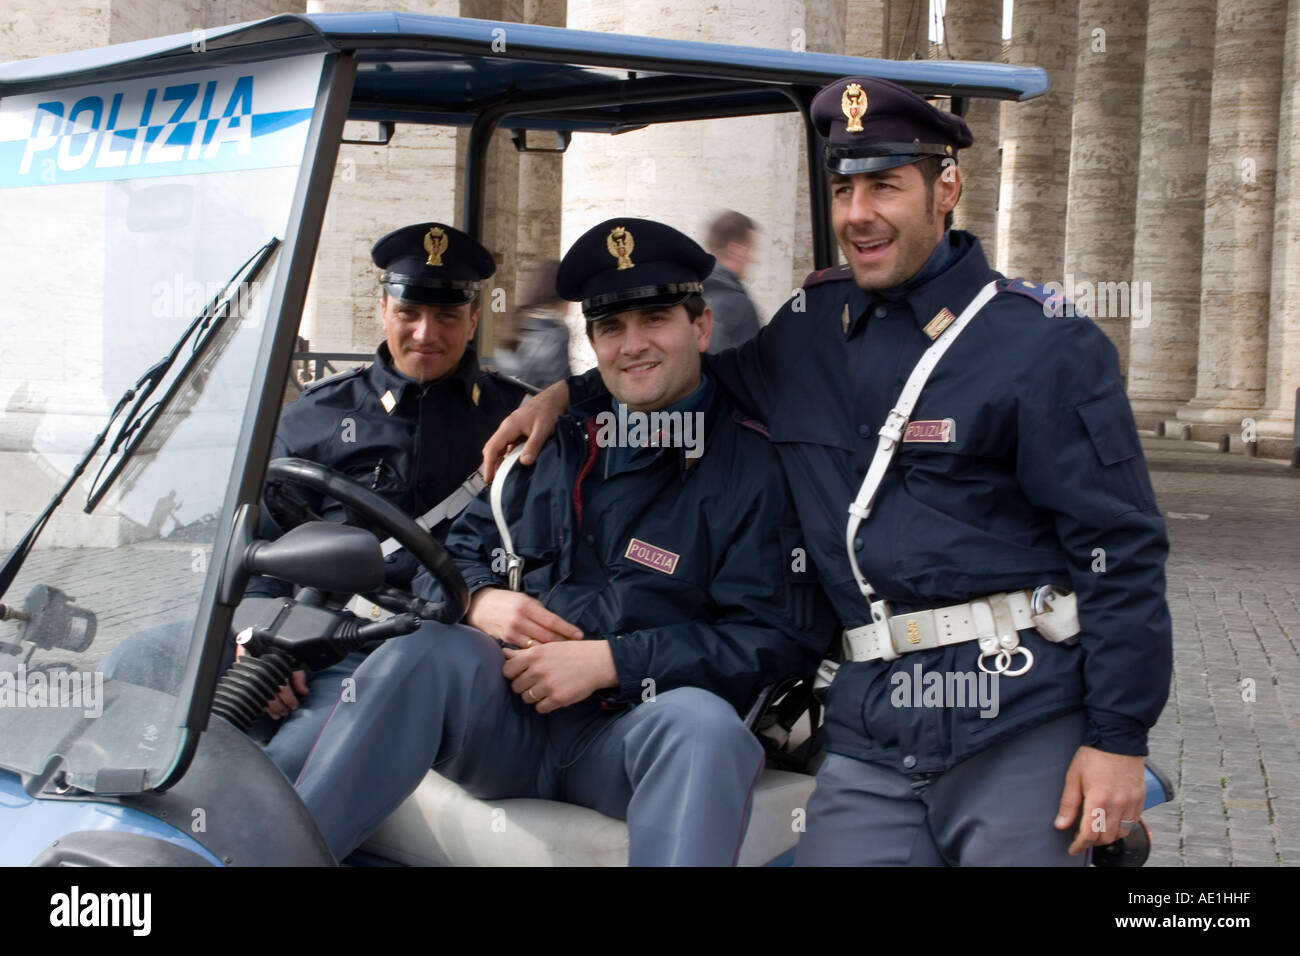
[811, 76, 973, 175]
[557, 218, 715, 323]
[371, 222, 495, 306]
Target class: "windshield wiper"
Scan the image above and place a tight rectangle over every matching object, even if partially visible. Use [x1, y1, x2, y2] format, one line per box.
[0, 238, 281, 603]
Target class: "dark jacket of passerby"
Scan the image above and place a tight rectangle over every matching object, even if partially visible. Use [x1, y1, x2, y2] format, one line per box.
[703, 264, 760, 354]
[512, 307, 572, 389]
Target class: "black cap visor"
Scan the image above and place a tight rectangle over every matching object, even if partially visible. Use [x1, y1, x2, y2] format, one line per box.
[582, 282, 703, 323]
[382, 272, 480, 307]
[824, 141, 954, 175]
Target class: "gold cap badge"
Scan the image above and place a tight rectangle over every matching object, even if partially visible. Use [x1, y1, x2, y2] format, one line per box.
[841, 82, 867, 134]
[607, 226, 635, 270]
[424, 226, 449, 266]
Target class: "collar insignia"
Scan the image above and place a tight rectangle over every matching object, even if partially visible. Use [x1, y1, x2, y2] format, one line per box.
[923, 307, 956, 340]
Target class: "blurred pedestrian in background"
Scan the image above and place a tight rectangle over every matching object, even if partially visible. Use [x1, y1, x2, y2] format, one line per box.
[702, 210, 760, 353]
[504, 259, 572, 389]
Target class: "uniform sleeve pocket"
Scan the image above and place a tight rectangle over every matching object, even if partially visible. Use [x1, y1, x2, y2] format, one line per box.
[1075, 391, 1156, 513]
[1076, 391, 1141, 466]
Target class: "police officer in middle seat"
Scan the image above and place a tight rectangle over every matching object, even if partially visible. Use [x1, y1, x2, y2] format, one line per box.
[281, 218, 833, 864]
[244, 222, 529, 774]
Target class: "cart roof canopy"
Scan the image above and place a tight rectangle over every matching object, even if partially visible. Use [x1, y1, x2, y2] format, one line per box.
[0, 12, 1047, 133]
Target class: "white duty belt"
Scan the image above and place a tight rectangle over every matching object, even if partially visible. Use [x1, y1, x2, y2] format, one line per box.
[842, 280, 1078, 677]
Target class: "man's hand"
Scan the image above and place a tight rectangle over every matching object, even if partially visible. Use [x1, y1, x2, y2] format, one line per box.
[235, 643, 308, 719]
[467, 587, 584, 647]
[501, 640, 617, 714]
[1054, 745, 1147, 855]
[482, 380, 570, 481]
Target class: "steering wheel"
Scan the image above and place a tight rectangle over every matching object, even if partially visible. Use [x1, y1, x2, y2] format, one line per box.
[261, 457, 468, 624]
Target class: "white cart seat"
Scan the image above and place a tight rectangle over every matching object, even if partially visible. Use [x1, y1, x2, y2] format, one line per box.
[361, 766, 814, 867]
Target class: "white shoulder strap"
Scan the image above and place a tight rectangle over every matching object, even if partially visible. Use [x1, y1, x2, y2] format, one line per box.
[490, 445, 527, 590]
[846, 280, 1000, 601]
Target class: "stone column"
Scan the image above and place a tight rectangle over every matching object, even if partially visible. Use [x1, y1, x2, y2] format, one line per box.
[1176, 0, 1287, 440]
[301, 0, 461, 356]
[939, 0, 1003, 250]
[885, 0, 929, 60]
[1256, 0, 1300, 456]
[513, 0, 567, 307]
[996, 0, 1077, 282]
[563, 0, 808, 369]
[793, 0, 847, 285]
[1062, 0, 1146, 376]
[1126, 0, 1215, 429]
[845, 0, 886, 58]
[455, 0, 526, 356]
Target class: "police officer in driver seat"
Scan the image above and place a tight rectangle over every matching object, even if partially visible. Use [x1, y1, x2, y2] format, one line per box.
[243, 222, 529, 761]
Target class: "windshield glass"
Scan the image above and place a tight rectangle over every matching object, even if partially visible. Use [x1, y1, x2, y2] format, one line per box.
[0, 52, 323, 792]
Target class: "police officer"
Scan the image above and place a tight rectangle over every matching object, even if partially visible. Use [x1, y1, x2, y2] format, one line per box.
[485, 78, 1173, 866]
[259, 221, 528, 595]
[285, 218, 832, 863]
[247, 222, 528, 774]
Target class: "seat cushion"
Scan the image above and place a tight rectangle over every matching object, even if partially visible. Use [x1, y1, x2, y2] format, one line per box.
[361, 767, 815, 866]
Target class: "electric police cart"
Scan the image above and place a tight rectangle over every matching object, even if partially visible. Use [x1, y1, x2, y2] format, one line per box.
[0, 12, 1169, 867]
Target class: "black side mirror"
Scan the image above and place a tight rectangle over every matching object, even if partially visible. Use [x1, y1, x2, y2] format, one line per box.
[244, 522, 385, 593]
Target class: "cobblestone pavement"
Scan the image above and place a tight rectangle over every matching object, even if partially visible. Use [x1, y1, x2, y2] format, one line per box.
[1141, 438, 1300, 867]
[1, 436, 1296, 866]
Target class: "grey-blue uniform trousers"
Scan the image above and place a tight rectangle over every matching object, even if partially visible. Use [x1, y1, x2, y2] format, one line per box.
[570, 230, 1173, 866]
[285, 380, 832, 863]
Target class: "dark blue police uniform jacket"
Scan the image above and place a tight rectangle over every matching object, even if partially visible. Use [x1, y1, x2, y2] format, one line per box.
[253, 343, 527, 595]
[571, 231, 1172, 773]
[430, 383, 835, 716]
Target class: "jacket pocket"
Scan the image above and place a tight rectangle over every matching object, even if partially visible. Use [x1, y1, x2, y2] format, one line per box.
[1075, 390, 1156, 514]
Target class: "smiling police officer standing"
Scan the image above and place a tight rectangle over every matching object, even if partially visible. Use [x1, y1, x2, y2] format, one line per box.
[486, 77, 1173, 866]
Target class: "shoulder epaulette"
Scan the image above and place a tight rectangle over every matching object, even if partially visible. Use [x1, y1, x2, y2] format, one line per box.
[731, 409, 771, 438]
[998, 277, 1071, 318]
[301, 364, 366, 394]
[802, 264, 854, 289]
